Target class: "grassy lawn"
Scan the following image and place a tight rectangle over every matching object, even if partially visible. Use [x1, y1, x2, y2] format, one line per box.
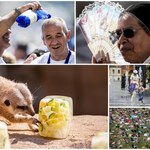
[110, 108, 150, 149]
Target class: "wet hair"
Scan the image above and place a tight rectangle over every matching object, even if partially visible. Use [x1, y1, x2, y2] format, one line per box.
[42, 17, 69, 36]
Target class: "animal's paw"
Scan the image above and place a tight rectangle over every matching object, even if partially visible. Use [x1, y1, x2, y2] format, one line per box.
[28, 123, 39, 132]
[27, 117, 40, 132]
[0, 117, 11, 125]
[32, 118, 41, 124]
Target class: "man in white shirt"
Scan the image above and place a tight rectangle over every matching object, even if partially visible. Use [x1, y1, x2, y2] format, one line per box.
[0, 2, 41, 64]
[30, 17, 75, 64]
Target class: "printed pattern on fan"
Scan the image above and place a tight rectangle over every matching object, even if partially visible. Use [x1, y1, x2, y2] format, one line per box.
[77, 1, 125, 63]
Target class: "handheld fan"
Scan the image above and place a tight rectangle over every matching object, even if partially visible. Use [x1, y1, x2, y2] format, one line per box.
[77, 1, 125, 63]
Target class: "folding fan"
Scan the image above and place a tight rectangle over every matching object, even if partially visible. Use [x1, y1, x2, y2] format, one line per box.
[77, 1, 125, 63]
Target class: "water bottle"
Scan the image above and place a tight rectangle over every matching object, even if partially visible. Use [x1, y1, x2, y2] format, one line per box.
[16, 9, 51, 28]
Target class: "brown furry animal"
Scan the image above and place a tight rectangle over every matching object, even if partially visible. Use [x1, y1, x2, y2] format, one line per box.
[0, 76, 38, 131]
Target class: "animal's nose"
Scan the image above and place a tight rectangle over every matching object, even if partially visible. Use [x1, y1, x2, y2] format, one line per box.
[28, 104, 35, 116]
[31, 112, 35, 116]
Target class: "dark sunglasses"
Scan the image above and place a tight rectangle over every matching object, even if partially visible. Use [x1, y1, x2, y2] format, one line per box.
[109, 27, 143, 44]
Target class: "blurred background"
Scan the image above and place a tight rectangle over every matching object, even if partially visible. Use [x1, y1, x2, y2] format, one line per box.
[0, 1, 74, 63]
[76, 1, 148, 63]
[0, 65, 108, 115]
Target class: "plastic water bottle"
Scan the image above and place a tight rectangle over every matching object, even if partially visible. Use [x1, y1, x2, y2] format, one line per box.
[16, 9, 51, 28]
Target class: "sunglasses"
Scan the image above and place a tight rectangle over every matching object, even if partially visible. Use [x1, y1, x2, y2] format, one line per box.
[109, 27, 143, 44]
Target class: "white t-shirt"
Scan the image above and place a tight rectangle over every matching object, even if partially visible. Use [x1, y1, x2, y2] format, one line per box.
[0, 57, 6, 64]
[30, 50, 75, 64]
[130, 74, 139, 84]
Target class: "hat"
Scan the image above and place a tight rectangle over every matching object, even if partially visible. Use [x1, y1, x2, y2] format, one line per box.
[124, 3, 150, 31]
[133, 70, 138, 74]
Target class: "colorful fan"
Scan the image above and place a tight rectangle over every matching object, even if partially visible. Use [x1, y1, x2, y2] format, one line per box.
[77, 1, 125, 63]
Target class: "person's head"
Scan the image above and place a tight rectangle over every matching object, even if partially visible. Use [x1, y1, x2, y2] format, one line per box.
[14, 43, 28, 60]
[32, 49, 46, 57]
[133, 69, 138, 75]
[139, 82, 143, 87]
[41, 17, 71, 58]
[115, 3, 150, 63]
[0, 29, 11, 55]
[26, 49, 45, 58]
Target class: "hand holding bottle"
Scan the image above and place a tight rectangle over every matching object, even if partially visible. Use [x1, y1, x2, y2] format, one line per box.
[18, 2, 42, 14]
[0, 2, 43, 37]
[16, 2, 51, 28]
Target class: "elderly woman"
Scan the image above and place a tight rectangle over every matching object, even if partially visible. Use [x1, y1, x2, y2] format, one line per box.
[116, 3, 150, 63]
[93, 3, 150, 64]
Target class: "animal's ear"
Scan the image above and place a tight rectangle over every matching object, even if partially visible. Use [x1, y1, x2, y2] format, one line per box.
[4, 100, 10, 106]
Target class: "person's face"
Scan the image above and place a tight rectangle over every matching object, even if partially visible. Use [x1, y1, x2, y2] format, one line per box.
[0, 29, 11, 52]
[116, 14, 150, 63]
[14, 48, 26, 60]
[42, 24, 70, 56]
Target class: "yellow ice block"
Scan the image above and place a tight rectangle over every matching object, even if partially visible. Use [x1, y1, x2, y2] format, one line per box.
[38, 95, 73, 138]
[0, 121, 10, 149]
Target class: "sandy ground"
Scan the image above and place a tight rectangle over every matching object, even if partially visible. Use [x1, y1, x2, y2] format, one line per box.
[8, 115, 108, 149]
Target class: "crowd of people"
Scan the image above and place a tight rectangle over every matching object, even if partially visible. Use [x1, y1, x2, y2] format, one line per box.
[110, 108, 150, 149]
